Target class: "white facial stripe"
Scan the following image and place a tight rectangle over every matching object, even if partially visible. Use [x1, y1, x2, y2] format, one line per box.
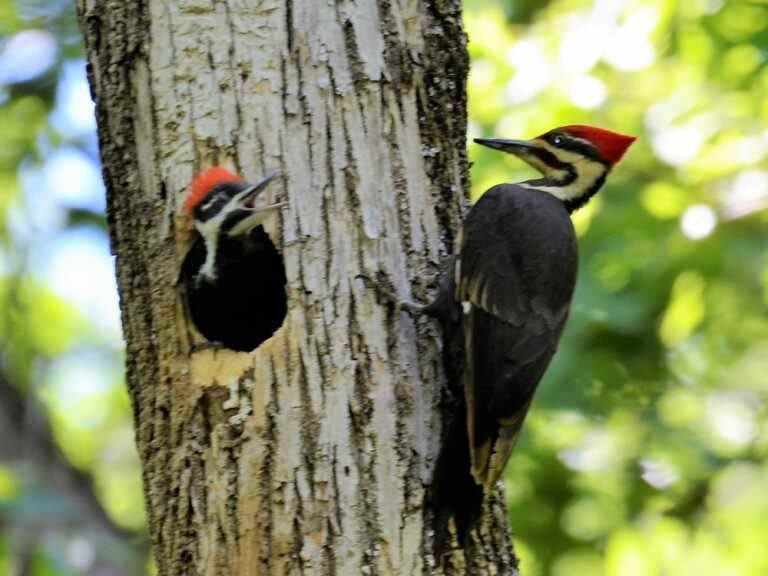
[520, 150, 549, 172]
[521, 156, 606, 201]
[518, 138, 608, 201]
[193, 181, 279, 280]
[523, 150, 570, 181]
[195, 190, 274, 279]
[201, 196, 217, 212]
[195, 209, 229, 280]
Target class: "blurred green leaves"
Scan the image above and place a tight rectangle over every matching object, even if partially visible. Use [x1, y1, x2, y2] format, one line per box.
[0, 0, 145, 574]
[467, 0, 768, 574]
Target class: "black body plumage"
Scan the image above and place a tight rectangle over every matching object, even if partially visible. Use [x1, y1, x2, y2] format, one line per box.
[383, 125, 634, 553]
[458, 185, 577, 471]
[182, 224, 286, 352]
[181, 175, 287, 352]
[427, 184, 578, 552]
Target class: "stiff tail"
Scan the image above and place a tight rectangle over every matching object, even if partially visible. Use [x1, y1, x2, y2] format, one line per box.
[430, 400, 484, 556]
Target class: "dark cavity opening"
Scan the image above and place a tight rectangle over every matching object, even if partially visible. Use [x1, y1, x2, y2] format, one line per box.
[182, 225, 287, 352]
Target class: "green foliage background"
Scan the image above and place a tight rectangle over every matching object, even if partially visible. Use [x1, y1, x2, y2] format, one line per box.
[466, 1, 768, 575]
[0, 0, 766, 574]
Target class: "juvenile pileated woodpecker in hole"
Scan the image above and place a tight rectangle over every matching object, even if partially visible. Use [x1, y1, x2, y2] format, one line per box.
[180, 167, 287, 352]
[389, 125, 636, 551]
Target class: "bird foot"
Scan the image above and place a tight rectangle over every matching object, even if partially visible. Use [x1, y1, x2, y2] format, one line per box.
[356, 274, 427, 317]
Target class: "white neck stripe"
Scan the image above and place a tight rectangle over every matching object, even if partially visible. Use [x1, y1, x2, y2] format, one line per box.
[519, 157, 607, 202]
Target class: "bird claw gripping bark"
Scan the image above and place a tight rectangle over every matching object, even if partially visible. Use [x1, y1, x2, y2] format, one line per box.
[356, 274, 429, 316]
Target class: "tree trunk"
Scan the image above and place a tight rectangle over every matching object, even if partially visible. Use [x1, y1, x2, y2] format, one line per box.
[77, 1, 517, 574]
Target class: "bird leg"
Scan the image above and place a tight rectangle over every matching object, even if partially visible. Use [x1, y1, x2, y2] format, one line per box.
[357, 270, 460, 325]
[379, 286, 430, 316]
[357, 274, 429, 316]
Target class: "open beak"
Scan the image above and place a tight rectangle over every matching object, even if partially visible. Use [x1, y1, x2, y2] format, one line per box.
[234, 171, 281, 208]
[228, 171, 283, 236]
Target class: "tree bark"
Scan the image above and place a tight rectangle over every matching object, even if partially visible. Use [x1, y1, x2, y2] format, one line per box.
[77, 1, 517, 574]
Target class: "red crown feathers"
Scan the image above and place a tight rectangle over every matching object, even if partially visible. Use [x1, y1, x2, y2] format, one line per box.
[559, 125, 637, 164]
[184, 167, 244, 214]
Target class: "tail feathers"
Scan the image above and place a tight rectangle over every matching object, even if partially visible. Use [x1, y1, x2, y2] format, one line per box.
[477, 428, 519, 490]
[430, 404, 484, 556]
[471, 406, 530, 490]
[470, 438, 493, 488]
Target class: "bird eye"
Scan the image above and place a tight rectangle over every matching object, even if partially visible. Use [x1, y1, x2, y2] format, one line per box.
[552, 135, 564, 146]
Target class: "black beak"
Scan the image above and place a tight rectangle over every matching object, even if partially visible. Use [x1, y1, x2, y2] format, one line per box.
[236, 170, 281, 208]
[473, 138, 539, 156]
[474, 137, 558, 176]
[228, 171, 283, 237]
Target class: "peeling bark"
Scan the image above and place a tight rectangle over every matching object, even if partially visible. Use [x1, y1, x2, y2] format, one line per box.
[77, 1, 517, 574]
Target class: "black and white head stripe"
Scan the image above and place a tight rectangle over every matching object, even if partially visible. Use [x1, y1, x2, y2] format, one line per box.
[519, 133, 610, 210]
[474, 126, 636, 212]
[193, 182, 251, 223]
[193, 182, 251, 280]
[190, 172, 281, 280]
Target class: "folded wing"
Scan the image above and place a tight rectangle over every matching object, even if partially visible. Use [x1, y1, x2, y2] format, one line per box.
[456, 185, 578, 489]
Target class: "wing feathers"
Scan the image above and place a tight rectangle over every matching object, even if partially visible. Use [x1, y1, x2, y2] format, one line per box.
[480, 401, 532, 489]
[463, 307, 480, 478]
[459, 186, 578, 491]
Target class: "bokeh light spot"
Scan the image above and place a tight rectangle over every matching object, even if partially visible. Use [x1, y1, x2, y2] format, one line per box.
[680, 204, 717, 240]
[659, 271, 706, 346]
[0, 30, 57, 84]
[568, 75, 607, 110]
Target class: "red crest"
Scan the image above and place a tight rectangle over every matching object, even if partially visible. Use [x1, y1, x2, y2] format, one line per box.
[184, 167, 244, 213]
[559, 125, 637, 164]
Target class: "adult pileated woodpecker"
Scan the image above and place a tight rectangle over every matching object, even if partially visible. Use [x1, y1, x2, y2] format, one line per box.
[387, 125, 636, 551]
[180, 167, 287, 352]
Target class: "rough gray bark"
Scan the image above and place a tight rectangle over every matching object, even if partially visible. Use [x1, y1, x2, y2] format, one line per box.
[77, 1, 517, 574]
